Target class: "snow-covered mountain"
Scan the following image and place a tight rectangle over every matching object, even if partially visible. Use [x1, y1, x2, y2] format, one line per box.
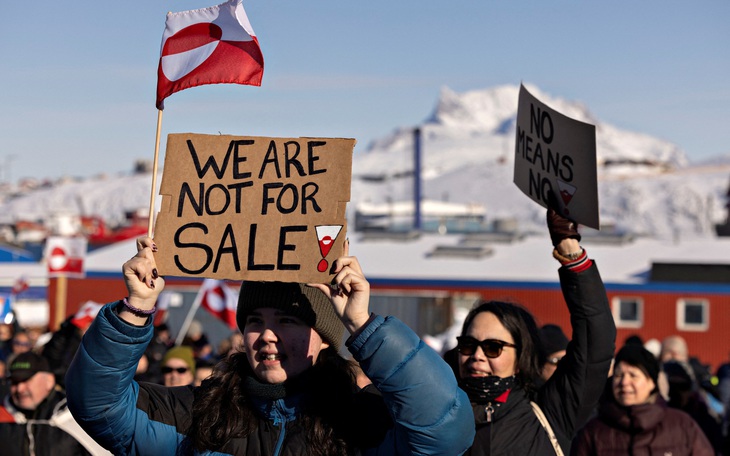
[352, 84, 730, 239]
[355, 84, 688, 180]
[0, 84, 728, 241]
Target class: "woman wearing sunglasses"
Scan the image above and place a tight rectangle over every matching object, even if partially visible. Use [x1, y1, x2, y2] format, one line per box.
[455, 206, 616, 455]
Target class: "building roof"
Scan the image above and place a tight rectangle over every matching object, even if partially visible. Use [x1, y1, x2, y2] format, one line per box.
[77, 233, 730, 289]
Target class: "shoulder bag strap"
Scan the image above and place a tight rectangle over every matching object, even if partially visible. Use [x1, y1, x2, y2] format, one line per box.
[530, 401, 565, 456]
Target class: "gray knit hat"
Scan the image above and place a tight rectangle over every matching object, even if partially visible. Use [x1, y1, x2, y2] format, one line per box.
[236, 282, 343, 350]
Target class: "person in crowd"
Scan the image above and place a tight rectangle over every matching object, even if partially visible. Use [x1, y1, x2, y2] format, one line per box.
[141, 322, 173, 384]
[660, 335, 714, 393]
[661, 335, 724, 419]
[0, 352, 110, 456]
[133, 353, 153, 382]
[41, 307, 99, 388]
[216, 331, 244, 360]
[455, 204, 616, 455]
[154, 322, 173, 347]
[571, 345, 714, 455]
[663, 360, 725, 453]
[538, 323, 569, 383]
[183, 320, 215, 362]
[717, 351, 730, 410]
[0, 321, 16, 361]
[10, 330, 34, 357]
[0, 358, 9, 398]
[24, 325, 47, 349]
[160, 345, 196, 387]
[660, 335, 689, 363]
[194, 358, 216, 387]
[65, 238, 475, 455]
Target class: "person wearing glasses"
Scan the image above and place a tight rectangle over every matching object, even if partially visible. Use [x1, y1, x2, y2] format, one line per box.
[160, 346, 196, 387]
[538, 324, 569, 383]
[65, 238, 475, 455]
[455, 206, 616, 455]
[10, 331, 34, 357]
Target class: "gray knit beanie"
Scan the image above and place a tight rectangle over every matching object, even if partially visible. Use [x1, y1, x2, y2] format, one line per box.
[236, 281, 343, 350]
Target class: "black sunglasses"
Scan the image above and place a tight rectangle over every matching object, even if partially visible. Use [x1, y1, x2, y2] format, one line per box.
[162, 366, 189, 374]
[456, 336, 518, 358]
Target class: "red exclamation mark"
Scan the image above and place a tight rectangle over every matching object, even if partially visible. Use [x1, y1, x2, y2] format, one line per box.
[317, 236, 334, 272]
[315, 225, 343, 273]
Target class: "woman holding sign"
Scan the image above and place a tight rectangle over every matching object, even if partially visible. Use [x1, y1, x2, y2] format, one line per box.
[453, 206, 616, 455]
[65, 238, 475, 455]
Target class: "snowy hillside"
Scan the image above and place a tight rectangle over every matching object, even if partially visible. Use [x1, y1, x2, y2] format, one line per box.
[0, 173, 158, 228]
[355, 84, 688, 180]
[352, 84, 730, 239]
[0, 84, 728, 241]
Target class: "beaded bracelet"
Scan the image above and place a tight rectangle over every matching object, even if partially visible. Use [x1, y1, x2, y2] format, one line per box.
[122, 297, 156, 316]
[552, 247, 585, 264]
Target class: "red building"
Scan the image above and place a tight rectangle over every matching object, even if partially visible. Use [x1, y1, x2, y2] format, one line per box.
[49, 233, 730, 370]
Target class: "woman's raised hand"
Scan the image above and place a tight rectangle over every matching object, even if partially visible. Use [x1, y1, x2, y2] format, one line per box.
[120, 237, 165, 323]
[310, 240, 371, 335]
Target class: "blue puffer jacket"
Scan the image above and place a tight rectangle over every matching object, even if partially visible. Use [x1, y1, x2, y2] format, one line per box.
[66, 303, 474, 455]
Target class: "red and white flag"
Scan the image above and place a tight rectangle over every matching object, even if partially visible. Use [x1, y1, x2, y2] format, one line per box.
[71, 301, 104, 330]
[197, 279, 238, 330]
[46, 236, 87, 278]
[11, 276, 29, 296]
[156, 0, 264, 109]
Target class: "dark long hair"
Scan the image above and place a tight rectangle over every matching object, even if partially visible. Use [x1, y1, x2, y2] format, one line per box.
[186, 347, 361, 455]
[460, 300, 542, 394]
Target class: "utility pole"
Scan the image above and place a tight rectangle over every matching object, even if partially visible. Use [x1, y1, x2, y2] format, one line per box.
[413, 127, 422, 231]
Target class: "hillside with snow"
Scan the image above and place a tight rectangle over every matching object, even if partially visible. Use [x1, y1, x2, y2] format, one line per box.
[351, 84, 730, 239]
[0, 84, 728, 242]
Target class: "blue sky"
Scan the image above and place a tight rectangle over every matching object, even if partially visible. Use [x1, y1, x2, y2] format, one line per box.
[0, 1, 728, 181]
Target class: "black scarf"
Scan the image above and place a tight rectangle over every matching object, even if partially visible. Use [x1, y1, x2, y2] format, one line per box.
[459, 375, 516, 404]
[241, 370, 312, 401]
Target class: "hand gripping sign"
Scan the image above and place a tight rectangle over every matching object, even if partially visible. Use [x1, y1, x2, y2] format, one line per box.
[152, 134, 354, 283]
[513, 84, 599, 229]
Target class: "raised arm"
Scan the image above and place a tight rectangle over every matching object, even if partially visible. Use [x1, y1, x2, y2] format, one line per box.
[539, 207, 617, 451]
[312, 245, 475, 455]
[66, 238, 186, 454]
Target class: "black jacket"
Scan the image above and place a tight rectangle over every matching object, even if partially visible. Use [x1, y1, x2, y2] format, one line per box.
[465, 262, 616, 455]
[0, 390, 92, 456]
[41, 317, 84, 388]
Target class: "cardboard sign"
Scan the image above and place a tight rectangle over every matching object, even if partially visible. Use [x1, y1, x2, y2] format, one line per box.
[513, 84, 599, 229]
[153, 134, 354, 283]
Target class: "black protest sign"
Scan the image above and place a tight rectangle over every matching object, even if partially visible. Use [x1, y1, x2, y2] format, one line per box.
[153, 134, 354, 282]
[513, 84, 599, 229]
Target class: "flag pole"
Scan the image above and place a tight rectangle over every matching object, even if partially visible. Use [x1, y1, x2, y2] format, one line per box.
[147, 109, 164, 237]
[175, 283, 204, 346]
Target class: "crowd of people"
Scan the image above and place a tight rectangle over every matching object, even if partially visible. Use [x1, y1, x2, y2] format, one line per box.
[1, 205, 729, 455]
[0, 306, 246, 455]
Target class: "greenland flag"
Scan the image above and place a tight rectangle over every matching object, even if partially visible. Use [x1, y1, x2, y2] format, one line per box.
[197, 279, 238, 330]
[156, 0, 264, 109]
[71, 301, 104, 330]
